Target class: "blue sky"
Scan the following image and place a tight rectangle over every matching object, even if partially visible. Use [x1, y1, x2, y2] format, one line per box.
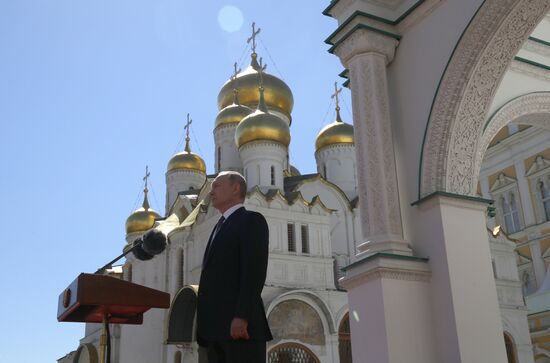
[0, 1, 352, 361]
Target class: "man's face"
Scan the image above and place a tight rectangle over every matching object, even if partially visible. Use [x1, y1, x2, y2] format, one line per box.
[210, 175, 239, 213]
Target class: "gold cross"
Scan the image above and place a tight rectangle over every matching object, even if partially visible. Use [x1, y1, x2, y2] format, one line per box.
[257, 57, 267, 88]
[231, 62, 241, 82]
[143, 165, 150, 190]
[184, 113, 192, 139]
[331, 82, 342, 110]
[247, 22, 261, 53]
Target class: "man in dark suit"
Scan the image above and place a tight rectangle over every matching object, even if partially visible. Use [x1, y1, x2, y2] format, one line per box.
[197, 171, 273, 363]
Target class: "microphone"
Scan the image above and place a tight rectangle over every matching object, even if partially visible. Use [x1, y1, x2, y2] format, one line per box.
[94, 229, 168, 274]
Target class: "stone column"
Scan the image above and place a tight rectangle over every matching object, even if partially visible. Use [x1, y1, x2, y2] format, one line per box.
[334, 29, 410, 256]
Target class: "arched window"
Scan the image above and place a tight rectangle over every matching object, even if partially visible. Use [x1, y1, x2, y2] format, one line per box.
[323, 164, 327, 179]
[504, 332, 517, 363]
[271, 165, 275, 186]
[287, 223, 296, 252]
[539, 180, 550, 221]
[126, 264, 132, 283]
[338, 313, 353, 363]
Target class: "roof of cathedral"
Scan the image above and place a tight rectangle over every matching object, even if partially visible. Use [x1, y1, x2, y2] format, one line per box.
[284, 173, 319, 192]
[315, 92, 354, 152]
[126, 185, 161, 234]
[217, 52, 293, 121]
[235, 74, 290, 148]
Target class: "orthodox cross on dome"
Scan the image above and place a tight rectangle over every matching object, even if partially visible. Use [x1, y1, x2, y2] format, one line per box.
[143, 165, 150, 191]
[184, 113, 192, 152]
[142, 165, 151, 210]
[257, 57, 268, 113]
[331, 82, 343, 122]
[257, 57, 267, 89]
[331, 82, 342, 111]
[231, 62, 242, 104]
[247, 22, 261, 54]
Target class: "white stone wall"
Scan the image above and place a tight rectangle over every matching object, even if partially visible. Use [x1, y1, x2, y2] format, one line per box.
[315, 144, 357, 200]
[214, 123, 242, 172]
[165, 169, 206, 215]
[240, 141, 287, 191]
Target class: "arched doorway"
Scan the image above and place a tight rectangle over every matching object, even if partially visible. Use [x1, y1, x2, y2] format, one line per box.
[268, 343, 320, 363]
[504, 332, 517, 363]
[338, 313, 352, 363]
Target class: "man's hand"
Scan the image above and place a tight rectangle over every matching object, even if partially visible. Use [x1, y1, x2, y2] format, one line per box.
[230, 318, 250, 340]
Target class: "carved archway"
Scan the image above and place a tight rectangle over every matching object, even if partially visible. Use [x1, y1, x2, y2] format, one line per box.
[476, 92, 550, 173]
[420, 0, 550, 198]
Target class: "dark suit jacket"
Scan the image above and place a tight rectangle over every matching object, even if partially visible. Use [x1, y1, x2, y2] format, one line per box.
[197, 207, 273, 344]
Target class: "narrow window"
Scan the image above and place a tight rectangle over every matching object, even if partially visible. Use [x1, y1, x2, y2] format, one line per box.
[287, 223, 296, 252]
[174, 351, 181, 363]
[271, 166, 275, 186]
[540, 180, 550, 221]
[323, 164, 327, 179]
[217, 146, 221, 171]
[502, 196, 519, 234]
[177, 249, 184, 290]
[301, 225, 309, 254]
[245, 168, 248, 180]
[126, 264, 133, 283]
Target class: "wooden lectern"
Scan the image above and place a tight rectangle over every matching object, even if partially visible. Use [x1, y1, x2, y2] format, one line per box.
[58, 273, 170, 363]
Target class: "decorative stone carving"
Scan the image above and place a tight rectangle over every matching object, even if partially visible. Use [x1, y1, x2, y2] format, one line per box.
[334, 28, 408, 254]
[479, 93, 550, 175]
[420, 0, 550, 197]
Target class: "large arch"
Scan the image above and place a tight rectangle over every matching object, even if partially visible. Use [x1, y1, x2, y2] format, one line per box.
[419, 0, 550, 198]
[477, 92, 550, 170]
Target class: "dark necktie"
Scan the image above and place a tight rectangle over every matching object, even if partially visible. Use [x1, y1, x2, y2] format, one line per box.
[203, 216, 225, 267]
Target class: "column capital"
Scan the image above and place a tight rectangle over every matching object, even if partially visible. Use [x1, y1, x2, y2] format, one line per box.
[333, 27, 399, 68]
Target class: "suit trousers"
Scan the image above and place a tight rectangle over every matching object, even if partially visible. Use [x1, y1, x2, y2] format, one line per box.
[206, 340, 266, 363]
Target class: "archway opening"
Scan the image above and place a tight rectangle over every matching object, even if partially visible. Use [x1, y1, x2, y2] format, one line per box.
[268, 343, 320, 363]
[504, 332, 517, 363]
[338, 312, 352, 363]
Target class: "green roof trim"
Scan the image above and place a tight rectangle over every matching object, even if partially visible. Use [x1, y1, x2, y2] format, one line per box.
[528, 36, 550, 47]
[322, 0, 339, 17]
[338, 69, 349, 78]
[514, 56, 550, 71]
[328, 24, 401, 55]
[411, 191, 493, 207]
[341, 252, 429, 272]
[343, 79, 350, 88]
[323, 1, 425, 25]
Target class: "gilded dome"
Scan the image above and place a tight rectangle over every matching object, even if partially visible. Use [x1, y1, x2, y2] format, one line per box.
[214, 97, 253, 129]
[167, 138, 206, 173]
[315, 110, 354, 152]
[218, 53, 293, 120]
[125, 191, 161, 234]
[236, 110, 290, 148]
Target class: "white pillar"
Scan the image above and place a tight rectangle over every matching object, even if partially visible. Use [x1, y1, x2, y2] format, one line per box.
[413, 194, 508, 363]
[334, 29, 410, 256]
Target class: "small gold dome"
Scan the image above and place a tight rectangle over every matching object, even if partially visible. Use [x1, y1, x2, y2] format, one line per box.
[236, 110, 290, 148]
[215, 102, 253, 129]
[167, 138, 206, 173]
[315, 111, 354, 152]
[218, 54, 293, 119]
[125, 192, 161, 234]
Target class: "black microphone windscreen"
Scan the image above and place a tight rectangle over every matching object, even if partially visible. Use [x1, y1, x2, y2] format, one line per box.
[132, 238, 154, 261]
[142, 229, 167, 256]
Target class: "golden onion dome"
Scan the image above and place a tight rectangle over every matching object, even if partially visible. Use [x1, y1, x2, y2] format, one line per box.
[167, 138, 206, 173]
[215, 91, 254, 129]
[235, 86, 290, 148]
[218, 53, 293, 120]
[315, 109, 354, 152]
[125, 190, 161, 234]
